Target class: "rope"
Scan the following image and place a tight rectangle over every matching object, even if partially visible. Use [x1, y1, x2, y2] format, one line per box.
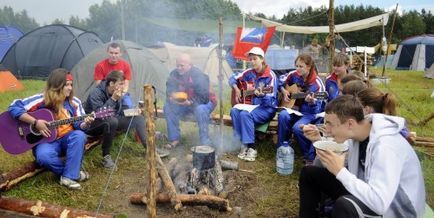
[95, 88, 148, 215]
[95, 113, 135, 216]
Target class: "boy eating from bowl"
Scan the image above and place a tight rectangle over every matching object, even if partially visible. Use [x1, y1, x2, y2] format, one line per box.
[299, 95, 425, 218]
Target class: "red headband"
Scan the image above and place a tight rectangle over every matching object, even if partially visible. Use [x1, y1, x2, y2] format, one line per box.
[66, 72, 73, 81]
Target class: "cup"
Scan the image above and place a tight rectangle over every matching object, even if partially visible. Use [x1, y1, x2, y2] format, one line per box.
[138, 100, 144, 108]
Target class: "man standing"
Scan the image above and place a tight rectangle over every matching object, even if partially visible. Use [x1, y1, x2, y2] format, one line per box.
[163, 53, 215, 149]
[299, 95, 426, 217]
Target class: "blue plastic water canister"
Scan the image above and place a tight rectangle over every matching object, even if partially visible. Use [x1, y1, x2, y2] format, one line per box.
[276, 141, 294, 175]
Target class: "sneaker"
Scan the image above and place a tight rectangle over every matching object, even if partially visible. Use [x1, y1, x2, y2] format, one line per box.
[60, 176, 81, 190]
[102, 155, 115, 168]
[243, 148, 257, 162]
[156, 148, 170, 158]
[77, 171, 90, 182]
[237, 145, 248, 160]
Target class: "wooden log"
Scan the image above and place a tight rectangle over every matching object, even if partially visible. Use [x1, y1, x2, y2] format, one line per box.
[156, 154, 182, 210]
[144, 85, 157, 218]
[414, 141, 434, 148]
[0, 197, 112, 218]
[416, 136, 434, 143]
[0, 137, 101, 191]
[129, 193, 232, 212]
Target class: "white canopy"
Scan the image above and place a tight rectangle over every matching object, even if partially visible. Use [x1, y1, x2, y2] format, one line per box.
[247, 12, 390, 34]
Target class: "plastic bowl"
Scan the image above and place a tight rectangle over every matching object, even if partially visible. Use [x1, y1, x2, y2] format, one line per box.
[313, 141, 349, 153]
[172, 92, 188, 102]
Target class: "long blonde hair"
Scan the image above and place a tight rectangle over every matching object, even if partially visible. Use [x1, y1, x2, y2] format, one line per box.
[43, 68, 74, 113]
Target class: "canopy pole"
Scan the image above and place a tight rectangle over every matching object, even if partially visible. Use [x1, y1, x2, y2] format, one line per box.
[218, 17, 224, 149]
[328, 0, 335, 74]
[381, 4, 398, 77]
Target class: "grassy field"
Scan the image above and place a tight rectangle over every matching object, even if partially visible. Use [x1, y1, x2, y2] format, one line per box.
[0, 69, 433, 217]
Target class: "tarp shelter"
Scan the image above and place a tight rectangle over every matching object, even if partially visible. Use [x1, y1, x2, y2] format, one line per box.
[72, 40, 169, 105]
[1, 24, 103, 79]
[391, 35, 434, 71]
[148, 42, 233, 85]
[0, 26, 23, 61]
[0, 64, 23, 92]
[247, 13, 390, 34]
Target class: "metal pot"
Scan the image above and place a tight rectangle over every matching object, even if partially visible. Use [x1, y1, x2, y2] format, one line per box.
[192, 145, 215, 170]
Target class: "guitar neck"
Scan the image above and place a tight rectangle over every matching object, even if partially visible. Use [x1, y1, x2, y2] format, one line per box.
[48, 114, 89, 128]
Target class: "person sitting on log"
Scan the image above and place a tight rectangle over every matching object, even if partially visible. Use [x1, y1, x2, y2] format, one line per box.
[84, 70, 168, 168]
[163, 53, 216, 149]
[8, 68, 93, 190]
[229, 47, 278, 162]
[277, 54, 326, 165]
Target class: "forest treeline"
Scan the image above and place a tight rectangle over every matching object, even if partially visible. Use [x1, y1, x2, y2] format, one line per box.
[1, 0, 433, 47]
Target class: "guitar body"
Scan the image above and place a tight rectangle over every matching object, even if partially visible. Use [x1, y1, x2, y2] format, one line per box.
[279, 84, 329, 109]
[231, 81, 272, 106]
[0, 107, 115, 155]
[0, 109, 57, 155]
[279, 84, 300, 109]
[231, 81, 255, 106]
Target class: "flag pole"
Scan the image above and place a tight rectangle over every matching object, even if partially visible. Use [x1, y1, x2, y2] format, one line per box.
[242, 13, 247, 70]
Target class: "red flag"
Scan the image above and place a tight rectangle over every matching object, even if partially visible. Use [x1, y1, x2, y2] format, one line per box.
[232, 26, 276, 60]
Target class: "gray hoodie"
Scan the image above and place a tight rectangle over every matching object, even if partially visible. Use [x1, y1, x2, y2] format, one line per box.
[337, 113, 426, 217]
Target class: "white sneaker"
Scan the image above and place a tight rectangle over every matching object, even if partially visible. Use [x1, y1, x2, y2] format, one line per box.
[60, 176, 81, 190]
[237, 145, 248, 160]
[244, 148, 257, 162]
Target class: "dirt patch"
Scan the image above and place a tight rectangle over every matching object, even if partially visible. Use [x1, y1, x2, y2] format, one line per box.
[102, 154, 264, 218]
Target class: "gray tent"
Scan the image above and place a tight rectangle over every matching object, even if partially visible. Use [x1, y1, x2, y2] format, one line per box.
[72, 40, 169, 105]
[1, 24, 103, 79]
[391, 34, 434, 71]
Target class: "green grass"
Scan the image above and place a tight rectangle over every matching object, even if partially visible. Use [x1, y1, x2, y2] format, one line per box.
[0, 70, 433, 216]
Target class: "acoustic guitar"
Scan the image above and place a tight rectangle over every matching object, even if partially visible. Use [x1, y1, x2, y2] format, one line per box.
[279, 84, 329, 109]
[0, 108, 115, 155]
[231, 81, 273, 106]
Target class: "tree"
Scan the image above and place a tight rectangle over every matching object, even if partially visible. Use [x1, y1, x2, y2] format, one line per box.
[0, 6, 39, 33]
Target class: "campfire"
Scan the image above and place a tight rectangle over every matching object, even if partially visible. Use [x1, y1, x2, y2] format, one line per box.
[129, 145, 235, 212]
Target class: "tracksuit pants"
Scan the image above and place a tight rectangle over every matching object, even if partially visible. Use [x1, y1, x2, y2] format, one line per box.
[230, 106, 276, 145]
[164, 101, 215, 145]
[33, 130, 86, 180]
[278, 110, 317, 161]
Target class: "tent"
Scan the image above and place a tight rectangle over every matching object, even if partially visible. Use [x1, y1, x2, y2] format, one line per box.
[391, 34, 434, 71]
[1, 24, 103, 79]
[426, 63, 434, 79]
[0, 64, 24, 92]
[72, 40, 169, 105]
[0, 26, 23, 61]
[148, 42, 233, 85]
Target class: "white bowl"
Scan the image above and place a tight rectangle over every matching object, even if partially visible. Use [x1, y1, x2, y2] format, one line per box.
[313, 141, 348, 153]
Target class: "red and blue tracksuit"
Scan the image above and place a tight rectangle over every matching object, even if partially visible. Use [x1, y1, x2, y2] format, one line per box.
[8, 94, 87, 181]
[325, 72, 340, 102]
[277, 70, 325, 161]
[228, 65, 278, 145]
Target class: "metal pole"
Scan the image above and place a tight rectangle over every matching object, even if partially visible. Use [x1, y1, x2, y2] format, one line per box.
[218, 17, 224, 149]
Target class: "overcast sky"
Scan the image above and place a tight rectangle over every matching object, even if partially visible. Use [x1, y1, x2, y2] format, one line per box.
[0, 0, 432, 24]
